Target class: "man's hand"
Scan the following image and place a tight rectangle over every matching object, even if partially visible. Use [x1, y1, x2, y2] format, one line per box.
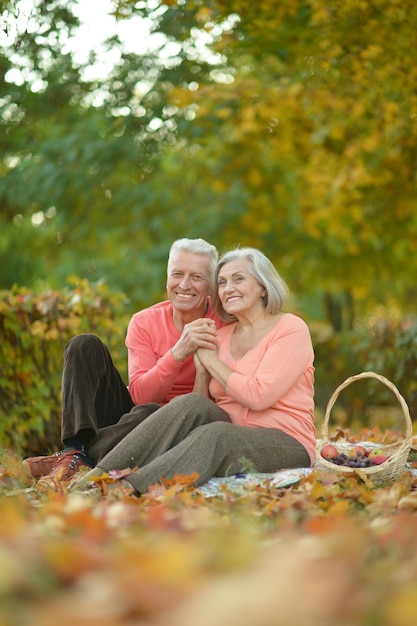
[171, 319, 217, 362]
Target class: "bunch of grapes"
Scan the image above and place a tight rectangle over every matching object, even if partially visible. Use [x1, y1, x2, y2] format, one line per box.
[326, 452, 374, 468]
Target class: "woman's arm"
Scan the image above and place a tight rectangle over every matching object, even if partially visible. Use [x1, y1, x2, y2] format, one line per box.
[192, 352, 211, 397]
[200, 317, 314, 412]
[196, 347, 233, 390]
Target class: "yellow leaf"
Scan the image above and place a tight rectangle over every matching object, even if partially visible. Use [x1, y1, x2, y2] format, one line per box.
[327, 499, 351, 516]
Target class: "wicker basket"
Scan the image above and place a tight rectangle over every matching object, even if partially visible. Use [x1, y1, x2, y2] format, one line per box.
[316, 371, 413, 481]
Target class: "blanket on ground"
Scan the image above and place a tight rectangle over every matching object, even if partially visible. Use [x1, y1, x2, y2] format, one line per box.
[197, 440, 416, 498]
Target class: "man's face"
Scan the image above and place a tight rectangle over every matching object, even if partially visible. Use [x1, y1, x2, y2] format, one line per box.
[167, 251, 211, 314]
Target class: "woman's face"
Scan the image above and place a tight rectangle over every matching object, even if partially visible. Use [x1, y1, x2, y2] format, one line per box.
[217, 258, 265, 317]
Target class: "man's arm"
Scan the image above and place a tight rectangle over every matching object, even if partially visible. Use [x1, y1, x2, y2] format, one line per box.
[171, 319, 217, 362]
[126, 312, 218, 405]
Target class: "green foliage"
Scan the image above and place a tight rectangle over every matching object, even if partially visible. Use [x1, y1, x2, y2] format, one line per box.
[0, 279, 130, 455]
[154, 0, 417, 324]
[312, 313, 417, 431]
[1, 0, 417, 330]
[353, 314, 417, 410]
[0, 0, 17, 20]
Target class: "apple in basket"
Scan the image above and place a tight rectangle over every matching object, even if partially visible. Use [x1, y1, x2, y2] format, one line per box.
[368, 448, 384, 458]
[321, 444, 339, 460]
[349, 445, 369, 458]
[370, 454, 389, 465]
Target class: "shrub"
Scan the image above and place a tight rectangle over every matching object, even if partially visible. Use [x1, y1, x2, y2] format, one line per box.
[312, 314, 417, 432]
[0, 278, 130, 455]
[3, 281, 415, 455]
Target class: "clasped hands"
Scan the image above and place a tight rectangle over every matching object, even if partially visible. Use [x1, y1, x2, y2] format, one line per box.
[189, 320, 219, 372]
[173, 318, 218, 363]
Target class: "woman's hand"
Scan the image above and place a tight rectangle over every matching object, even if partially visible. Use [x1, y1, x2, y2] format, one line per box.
[193, 350, 207, 372]
[195, 346, 218, 369]
[195, 346, 232, 391]
[193, 350, 211, 395]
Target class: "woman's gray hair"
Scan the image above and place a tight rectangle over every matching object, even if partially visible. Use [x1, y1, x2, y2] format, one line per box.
[168, 238, 218, 280]
[213, 247, 289, 322]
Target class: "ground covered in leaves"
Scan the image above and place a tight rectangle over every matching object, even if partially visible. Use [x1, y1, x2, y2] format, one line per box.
[2, 430, 417, 626]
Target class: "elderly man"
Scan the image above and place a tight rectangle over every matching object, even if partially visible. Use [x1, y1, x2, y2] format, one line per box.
[24, 238, 225, 482]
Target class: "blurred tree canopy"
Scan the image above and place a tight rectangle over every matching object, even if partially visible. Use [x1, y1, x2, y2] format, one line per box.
[1, 0, 416, 328]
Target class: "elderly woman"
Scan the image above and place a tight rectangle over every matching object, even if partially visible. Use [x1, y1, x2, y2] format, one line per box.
[74, 247, 315, 495]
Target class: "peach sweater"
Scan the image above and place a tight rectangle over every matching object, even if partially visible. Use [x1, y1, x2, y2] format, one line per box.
[209, 313, 316, 464]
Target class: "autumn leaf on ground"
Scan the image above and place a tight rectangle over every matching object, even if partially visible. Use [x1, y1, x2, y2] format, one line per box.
[160, 472, 200, 488]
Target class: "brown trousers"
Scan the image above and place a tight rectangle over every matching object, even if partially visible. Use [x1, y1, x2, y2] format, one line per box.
[61, 333, 160, 461]
[95, 393, 311, 494]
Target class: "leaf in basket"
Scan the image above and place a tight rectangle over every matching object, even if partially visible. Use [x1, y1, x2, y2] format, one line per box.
[333, 427, 354, 441]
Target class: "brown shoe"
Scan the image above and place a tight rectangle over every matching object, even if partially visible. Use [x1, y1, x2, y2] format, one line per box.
[23, 450, 68, 480]
[43, 450, 93, 483]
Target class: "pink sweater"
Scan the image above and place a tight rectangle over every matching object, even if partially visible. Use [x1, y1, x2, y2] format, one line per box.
[126, 300, 225, 405]
[209, 313, 316, 464]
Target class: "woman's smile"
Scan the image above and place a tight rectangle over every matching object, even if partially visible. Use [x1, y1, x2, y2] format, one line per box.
[218, 258, 264, 314]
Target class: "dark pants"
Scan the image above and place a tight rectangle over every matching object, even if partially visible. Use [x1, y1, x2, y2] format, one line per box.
[95, 393, 311, 494]
[61, 333, 160, 462]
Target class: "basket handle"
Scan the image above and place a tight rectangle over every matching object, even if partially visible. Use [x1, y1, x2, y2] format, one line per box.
[321, 371, 412, 440]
